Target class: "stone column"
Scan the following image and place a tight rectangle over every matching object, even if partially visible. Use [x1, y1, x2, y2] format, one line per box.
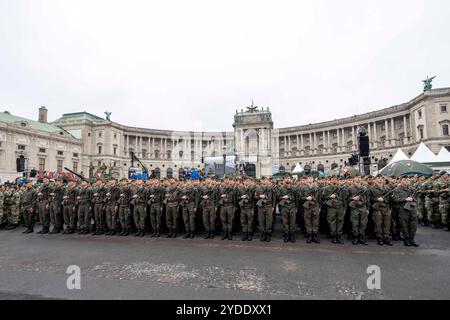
[300, 134, 304, 156]
[367, 123, 371, 146]
[352, 126, 356, 151]
[327, 131, 330, 153]
[384, 119, 389, 147]
[403, 115, 408, 145]
[373, 122, 378, 148]
[391, 118, 395, 147]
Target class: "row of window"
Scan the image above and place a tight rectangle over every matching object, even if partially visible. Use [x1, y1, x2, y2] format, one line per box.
[35, 158, 78, 173]
[17, 145, 79, 157]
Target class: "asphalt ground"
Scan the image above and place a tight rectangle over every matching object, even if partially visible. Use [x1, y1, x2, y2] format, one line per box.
[0, 226, 449, 300]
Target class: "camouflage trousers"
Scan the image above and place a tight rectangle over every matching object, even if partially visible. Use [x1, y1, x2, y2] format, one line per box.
[303, 206, 320, 234]
[133, 204, 146, 230]
[5, 205, 20, 225]
[240, 207, 254, 233]
[202, 206, 216, 232]
[417, 196, 425, 220]
[399, 207, 418, 239]
[181, 204, 196, 233]
[23, 206, 35, 228]
[38, 202, 50, 229]
[77, 204, 91, 230]
[165, 204, 179, 231]
[220, 205, 234, 233]
[105, 204, 117, 230]
[372, 207, 391, 240]
[149, 204, 163, 232]
[327, 206, 345, 236]
[93, 203, 104, 230]
[350, 207, 368, 237]
[63, 205, 76, 229]
[438, 200, 449, 225]
[425, 196, 439, 222]
[0, 207, 4, 224]
[50, 202, 62, 229]
[280, 206, 296, 234]
[257, 206, 273, 234]
[118, 205, 130, 229]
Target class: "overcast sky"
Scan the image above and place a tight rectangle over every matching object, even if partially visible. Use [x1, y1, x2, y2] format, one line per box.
[0, 0, 449, 131]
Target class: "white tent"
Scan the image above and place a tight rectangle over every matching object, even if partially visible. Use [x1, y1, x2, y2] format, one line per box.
[436, 147, 450, 162]
[410, 142, 439, 163]
[387, 149, 409, 166]
[292, 163, 304, 173]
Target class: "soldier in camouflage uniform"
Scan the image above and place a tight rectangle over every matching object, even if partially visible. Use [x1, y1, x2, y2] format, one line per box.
[199, 179, 218, 239]
[0, 186, 4, 228]
[179, 180, 199, 239]
[92, 180, 106, 235]
[218, 179, 237, 240]
[147, 180, 165, 237]
[369, 178, 393, 246]
[104, 179, 120, 235]
[437, 172, 450, 231]
[76, 180, 93, 235]
[131, 179, 147, 237]
[117, 178, 132, 236]
[37, 178, 52, 234]
[164, 180, 180, 238]
[49, 179, 64, 234]
[424, 176, 440, 228]
[62, 180, 78, 234]
[321, 178, 347, 244]
[5, 186, 21, 229]
[301, 177, 321, 244]
[255, 178, 275, 242]
[237, 179, 255, 241]
[22, 182, 37, 233]
[348, 177, 369, 245]
[415, 176, 426, 226]
[277, 179, 297, 243]
[391, 177, 419, 247]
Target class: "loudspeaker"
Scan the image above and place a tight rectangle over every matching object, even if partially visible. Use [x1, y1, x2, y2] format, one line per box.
[358, 136, 370, 157]
[16, 156, 25, 172]
[244, 163, 256, 178]
[30, 169, 37, 178]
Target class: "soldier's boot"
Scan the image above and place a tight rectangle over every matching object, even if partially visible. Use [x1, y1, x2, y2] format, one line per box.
[336, 235, 344, 244]
[384, 238, 393, 246]
[247, 232, 252, 241]
[155, 229, 160, 237]
[241, 232, 248, 241]
[423, 219, 430, 226]
[150, 230, 156, 237]
[331, 235, 337, 244]
[358, 235, 367, 245]
[42, 228, 49, 234]
[377, 237, 384, 246]
[37, 228, 44, 234]
[123, 228, 129, 236]
[210, 231, 215, 239]
[183, 231, 190, 239]
[227, 232, 233, 240]
[98, 228, 104, 235]
[204, 231, 210, 239]
[283, 233, 289, 243]
[135, 229, 141, 237]
[410, 237, 419, 247]
[266, 233, 271, 242]
[140, 230, 145, 237]
[110, 229, 116, 236]
[392, 233, 398, 241]
[290, 233, 296, 243]
[189, 231, 194, 239]
[83, 229, 90, 235]
[431, 222, 439, 229]
[445, 223, 450, 232]
[352, 235, 358, 245]
[27, 227, 34, 234]
[306, 233, 312, 244]
[313, 233, 320, 244]
[22, 227, 30, 234]
[260, 232, 266, 242]
[171, 229, 177, 238]
[222, 231, 228, 240]
[403, 237, 411, 247]
[49, 227, 57, 234]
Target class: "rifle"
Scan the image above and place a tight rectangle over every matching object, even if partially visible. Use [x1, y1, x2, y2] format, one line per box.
[404, 189, 418, 211]
[64, 167, 89, 182]
[348, 188, 368, 209]
[320, 184, 346, 207]
[372, 188, 395, 209]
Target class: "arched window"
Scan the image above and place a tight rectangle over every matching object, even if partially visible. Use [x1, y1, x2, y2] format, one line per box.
[153, 167, 161, 179]
[166, 168, 173, 179]
[317, 164, 325, 173]
[141, 149, 147, 159]
[279, 166, 286, 173]
[167, 150, 172, 159]
[154, 150, 160, 159]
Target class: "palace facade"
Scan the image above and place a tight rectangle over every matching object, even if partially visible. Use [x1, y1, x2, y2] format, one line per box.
[1, 87, 450, 181]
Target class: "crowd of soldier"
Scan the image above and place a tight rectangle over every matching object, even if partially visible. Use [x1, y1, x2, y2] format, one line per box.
[1, 172, 450, 247]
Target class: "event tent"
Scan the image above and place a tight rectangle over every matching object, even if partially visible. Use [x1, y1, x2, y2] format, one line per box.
[410, 142, 439, 163]
[436, 147, 450, 162]
[387, 149, 409, 166]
